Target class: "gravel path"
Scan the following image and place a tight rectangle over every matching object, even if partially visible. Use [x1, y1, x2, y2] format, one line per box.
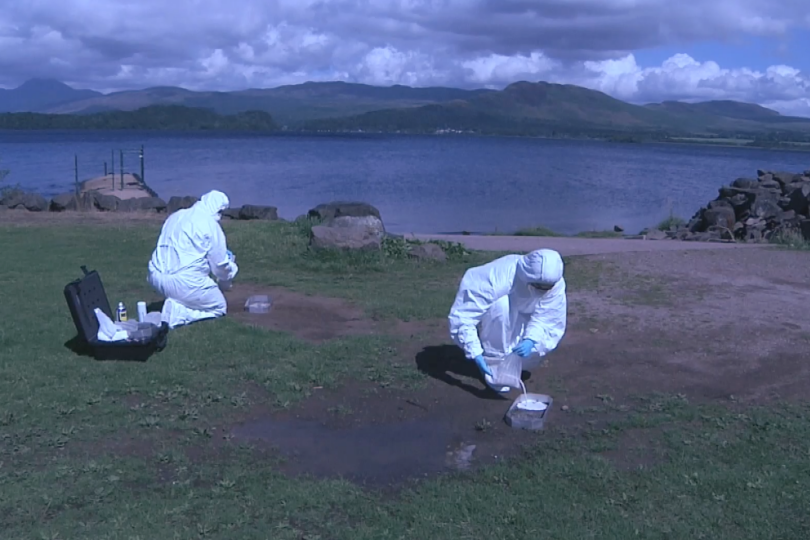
[408, 233, 772, 256]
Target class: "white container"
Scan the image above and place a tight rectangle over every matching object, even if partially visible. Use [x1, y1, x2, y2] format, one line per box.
[244, 295, 272, 314]
[504, 393, 554, 430]
[137, 301, 147, 322]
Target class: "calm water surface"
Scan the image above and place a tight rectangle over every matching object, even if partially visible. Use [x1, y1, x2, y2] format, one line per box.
[1, 131, 807, 235]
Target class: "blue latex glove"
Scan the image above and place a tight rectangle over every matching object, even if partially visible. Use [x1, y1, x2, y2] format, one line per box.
[473, 355, 493, 377]
[512, 338, 536, 358]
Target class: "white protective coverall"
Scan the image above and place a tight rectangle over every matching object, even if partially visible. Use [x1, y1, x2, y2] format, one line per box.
[448, 249, 567, 391]
[147, 190, 239, 329]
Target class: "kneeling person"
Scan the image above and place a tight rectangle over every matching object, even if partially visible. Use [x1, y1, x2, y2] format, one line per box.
[448, 249, 567, 392]
[147, 190, 238, 328]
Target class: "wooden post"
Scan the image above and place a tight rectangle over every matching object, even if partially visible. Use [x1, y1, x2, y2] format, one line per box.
[104, 162, 107, 177]
[139, 145, 144, 184]
[111, 149, 115, 190]
[119, 150, 124, 190]
[74, 155, 79, 196]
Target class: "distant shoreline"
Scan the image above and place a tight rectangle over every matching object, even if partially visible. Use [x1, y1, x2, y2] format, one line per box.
[1, 127, 809, 153]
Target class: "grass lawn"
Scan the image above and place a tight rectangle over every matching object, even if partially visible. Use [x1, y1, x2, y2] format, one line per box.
[1, 218, 808, 539]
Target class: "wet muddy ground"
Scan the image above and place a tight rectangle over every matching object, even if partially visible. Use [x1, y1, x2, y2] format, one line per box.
[214, 248, 810, 487]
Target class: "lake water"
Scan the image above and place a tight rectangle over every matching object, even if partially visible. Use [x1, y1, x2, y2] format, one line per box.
[1, 130, 808, 235]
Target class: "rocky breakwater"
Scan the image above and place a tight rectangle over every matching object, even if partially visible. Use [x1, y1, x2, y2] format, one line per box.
[0, 188, 278, 220]
[653, 169, 810, 242]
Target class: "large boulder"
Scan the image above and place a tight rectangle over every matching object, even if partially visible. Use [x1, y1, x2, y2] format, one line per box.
[0, 189, 24, 208]
[21, 192, 48, 211]
[308, 201, 381, 221]
[408, 243, 447, 262]
[94, 194, 121, 212]
[1, 189, 48, 211]
[310, 224, 383, 251]
[324, 215, 385, 237]
[117, 196, 167, 213]
[167, 195, 198, 214]
[50, 192, 79, 211]
[238, 204, 278, 220]
[703, 205, 735, 230]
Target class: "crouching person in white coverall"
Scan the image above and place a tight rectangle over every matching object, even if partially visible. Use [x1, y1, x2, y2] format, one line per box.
[448, 248, 567, 393]
[147, 190, 239, 329]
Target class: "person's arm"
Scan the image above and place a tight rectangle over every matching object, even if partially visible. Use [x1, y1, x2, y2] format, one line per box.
[448, 270, 498, 360]
[523, 278, 567, 356]
[206, 224, 238, 281]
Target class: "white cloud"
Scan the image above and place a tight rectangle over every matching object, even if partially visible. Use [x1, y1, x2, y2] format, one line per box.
[0, 0, 809, 114]
[579, 53, 810, 115]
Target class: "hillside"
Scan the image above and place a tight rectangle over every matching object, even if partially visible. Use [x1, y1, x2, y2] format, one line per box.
[0, 105, 278, 131]
[303, 81, 810, 139]
[3, 78, 810, 140]
[39, 81, 494, 125]
[0, 79, 102, 113]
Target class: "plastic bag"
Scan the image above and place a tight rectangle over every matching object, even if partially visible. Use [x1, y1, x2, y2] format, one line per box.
[487, 351, 524, 389]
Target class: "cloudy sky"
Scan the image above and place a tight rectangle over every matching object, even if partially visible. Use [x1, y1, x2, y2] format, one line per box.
[1, 0, 810, 115]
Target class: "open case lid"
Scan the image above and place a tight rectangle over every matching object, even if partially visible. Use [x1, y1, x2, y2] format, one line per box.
[63, 265, 114, 344]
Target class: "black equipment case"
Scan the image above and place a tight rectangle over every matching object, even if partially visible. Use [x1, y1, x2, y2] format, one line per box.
[63, 266, 169, 361]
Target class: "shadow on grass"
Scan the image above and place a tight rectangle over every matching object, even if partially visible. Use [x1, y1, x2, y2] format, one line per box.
[63, 335, 95, 358]
[414, 344, 511, 401]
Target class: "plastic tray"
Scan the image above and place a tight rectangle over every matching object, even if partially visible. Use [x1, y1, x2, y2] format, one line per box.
[504, 393, 553, 430]
[244, 294, 272, 314]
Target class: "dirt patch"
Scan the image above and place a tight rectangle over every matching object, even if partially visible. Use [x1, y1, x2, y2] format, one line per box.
[225, 283, 442, 343]
[223, 248, 810, 486]
[224, 283, 381, 342]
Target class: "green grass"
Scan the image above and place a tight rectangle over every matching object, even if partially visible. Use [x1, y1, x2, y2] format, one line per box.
[655, 214, 686, 231]
[770, 228, 810, 250]
[1, 219, 809, 539]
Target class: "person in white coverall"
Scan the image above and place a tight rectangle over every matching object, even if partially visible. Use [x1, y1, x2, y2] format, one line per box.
[448, 249, 567, 393]
[147, 190, 239, 329]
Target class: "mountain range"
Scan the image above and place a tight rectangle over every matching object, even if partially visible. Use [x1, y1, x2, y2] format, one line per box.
[1, 78, 809, 139]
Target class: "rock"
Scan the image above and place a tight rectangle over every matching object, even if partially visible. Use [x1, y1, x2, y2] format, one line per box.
[238, 204, 278, 220]
[703, 206, 735, 230]
[408, 243, 447, 262]
[751, 195, 781, 220]
[732, 177, 758, 189]
[308, 201, 381, 221]
[772, 171, 797, 186]
[759, 176, 781, 190]
[0, 190, 48, 211]
[21, 192, 48, 211]
[167, 195, 197, 214]
[221, 207, 241, 220]
[784, 183, 810, 215]
[117, 197, 167, 212]
[310, 224, 382, 251]
[324, 215, 386, 239]
[613, 225, 624, 233]
[94, 194, 121, 212]
[49, 192, 79, 211]
[0, 189, 25, 208]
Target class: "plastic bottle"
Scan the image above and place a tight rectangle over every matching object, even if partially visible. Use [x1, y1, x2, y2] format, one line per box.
[117, 302, 128, 322]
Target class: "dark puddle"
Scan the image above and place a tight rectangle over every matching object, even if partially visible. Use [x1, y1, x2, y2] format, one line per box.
[230, 418, 477, 485]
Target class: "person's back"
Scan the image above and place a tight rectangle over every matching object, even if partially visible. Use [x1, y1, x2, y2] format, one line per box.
[149, 206, 216, 277]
